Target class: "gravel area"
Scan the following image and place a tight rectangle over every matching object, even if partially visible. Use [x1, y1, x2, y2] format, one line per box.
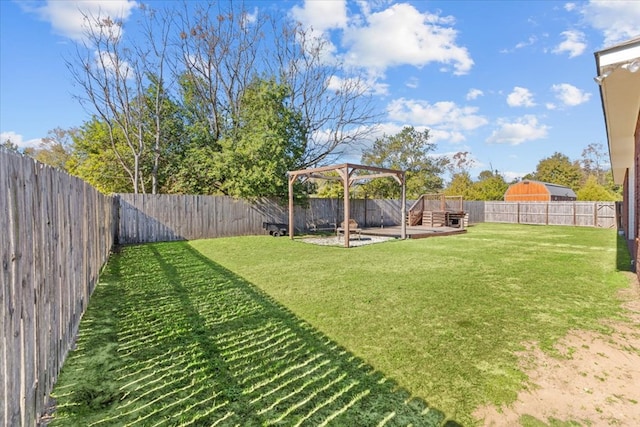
[300, 235, 395, 247]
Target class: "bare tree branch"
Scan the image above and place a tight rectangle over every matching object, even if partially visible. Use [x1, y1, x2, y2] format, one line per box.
[67, 11, 147, 192]
[268, 22, 381, 168]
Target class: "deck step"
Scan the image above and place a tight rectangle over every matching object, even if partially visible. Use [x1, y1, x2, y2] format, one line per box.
[407, 211, 422, 226]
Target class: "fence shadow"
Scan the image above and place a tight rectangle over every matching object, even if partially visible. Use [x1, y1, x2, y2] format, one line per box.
[117, 197, 186, 244]
[616, 231, 634, 272]
[50, 241, 461, 426]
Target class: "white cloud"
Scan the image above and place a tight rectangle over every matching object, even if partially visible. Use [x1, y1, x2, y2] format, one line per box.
[1, 131, 43, 149]
[95, 49, 132, 78]
[507, 87, 536, 107]
[466, 89, 484, 100]
[243, 7, 259, 25]
[428, 129, 466, 144]
[552, 30, 587, 57]
[290, 0, 349, 33]
[405, 77, 419, 89]
[580, 1, 640, 46]
[21, 0, 137, 41]
[487, 115, 549, 145]
[501, 35, 538, 54]
[515, 36, 538, 50]
[564, 3, 577, 12]
[503, 170, 527, 182]
[551, 83, 591, 106]
[341, 3, 473, 75]
[386, 98, 487, 145]
[369, 122, 405, 140]
[288, 2, 473, 78]
[387, 98, 488, 131]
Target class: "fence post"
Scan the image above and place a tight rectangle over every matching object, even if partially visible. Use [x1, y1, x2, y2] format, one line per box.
[594, 202, 598, 227]
[545, 203, 549, 225]
[113, 194, 120, 245]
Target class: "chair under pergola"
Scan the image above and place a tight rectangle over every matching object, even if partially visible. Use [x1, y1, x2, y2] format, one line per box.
[287, 163, 407, 248]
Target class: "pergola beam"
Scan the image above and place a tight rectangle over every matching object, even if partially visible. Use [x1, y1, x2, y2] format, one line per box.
[287, 163, 407, 248]
[349, 172, 402, 185]
[307, 173, 343, 181]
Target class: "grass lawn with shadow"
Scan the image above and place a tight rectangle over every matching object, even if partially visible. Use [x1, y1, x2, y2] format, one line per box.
[50, 241, 456, 426]
[51, 223, 632, 426]
[189, 223, 633, 425]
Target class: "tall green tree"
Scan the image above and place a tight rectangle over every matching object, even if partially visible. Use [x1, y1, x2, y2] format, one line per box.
[444, 171, 474, 198]
[211, 78, 307, 199]
[360, 126, 447, 199]
[67, 118, 133, 193]
[602, 170, 622, 199]
[68, 83, 186, 195]
[176, 2, 379, 170]
[61, 1, 379, 197]
[576, 175, 619, 201]
[468, 170, 509, 200]
[528, 152, 582, 191]
[139, 80, 187, 194]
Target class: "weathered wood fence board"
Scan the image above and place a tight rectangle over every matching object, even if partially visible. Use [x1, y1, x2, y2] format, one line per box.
[1, 149, 115, 427]
[116, 195, 408, 243]
[484, 201, 616, 228]
[116, 196, 617, 244]
[463, 201, 485, 224]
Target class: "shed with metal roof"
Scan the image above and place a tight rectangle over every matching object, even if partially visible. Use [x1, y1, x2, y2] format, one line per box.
[504, 180, 577, 202]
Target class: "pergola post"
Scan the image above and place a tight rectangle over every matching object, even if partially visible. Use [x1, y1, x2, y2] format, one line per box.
[401, 172, 407, 239]
[338, 165, 351, 248]
[288, 173, 295, 240]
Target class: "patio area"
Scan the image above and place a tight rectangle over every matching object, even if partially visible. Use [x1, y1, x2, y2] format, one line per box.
[359, 225, 467, 239]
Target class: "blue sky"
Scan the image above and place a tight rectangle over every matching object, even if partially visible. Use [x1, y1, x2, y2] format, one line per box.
[1, 0, 639, 181]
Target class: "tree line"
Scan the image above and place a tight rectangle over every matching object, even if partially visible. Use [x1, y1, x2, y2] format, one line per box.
[1, 2, 620, 202]
[440, 143, 620, 201]
[312, 132, 620, 201]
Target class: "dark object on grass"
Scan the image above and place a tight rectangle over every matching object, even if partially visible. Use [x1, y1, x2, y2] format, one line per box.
[263, 222, 288, 237]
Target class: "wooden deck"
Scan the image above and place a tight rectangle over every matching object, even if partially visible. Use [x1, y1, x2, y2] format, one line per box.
[358, 225, 466, 239]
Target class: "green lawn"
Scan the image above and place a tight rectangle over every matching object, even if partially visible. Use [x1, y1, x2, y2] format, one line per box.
[51, 223, 632, 426]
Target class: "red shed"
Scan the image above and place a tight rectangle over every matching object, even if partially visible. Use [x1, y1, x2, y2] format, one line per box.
[504, 180, 577, 201]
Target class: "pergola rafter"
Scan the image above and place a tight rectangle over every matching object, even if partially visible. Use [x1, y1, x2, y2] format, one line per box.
[287, 163, 406, 248]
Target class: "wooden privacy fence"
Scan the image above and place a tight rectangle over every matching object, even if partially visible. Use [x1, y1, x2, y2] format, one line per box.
[484, 201, 616, 228]
[116, 196, 617, 244]
[1, 150, 116, 427]
[116, 195, 407, 244]
[463, 201, 485, 224]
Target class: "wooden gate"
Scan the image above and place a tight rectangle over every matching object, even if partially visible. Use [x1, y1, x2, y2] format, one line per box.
[596, 202, 616, 228]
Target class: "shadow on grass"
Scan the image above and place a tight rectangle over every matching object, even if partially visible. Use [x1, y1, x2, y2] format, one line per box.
[50, 241, 460, 426]
[616, 231, 633, 272]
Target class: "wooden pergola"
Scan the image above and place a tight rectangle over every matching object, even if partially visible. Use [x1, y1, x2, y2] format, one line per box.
[287, 163, 406, 248]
